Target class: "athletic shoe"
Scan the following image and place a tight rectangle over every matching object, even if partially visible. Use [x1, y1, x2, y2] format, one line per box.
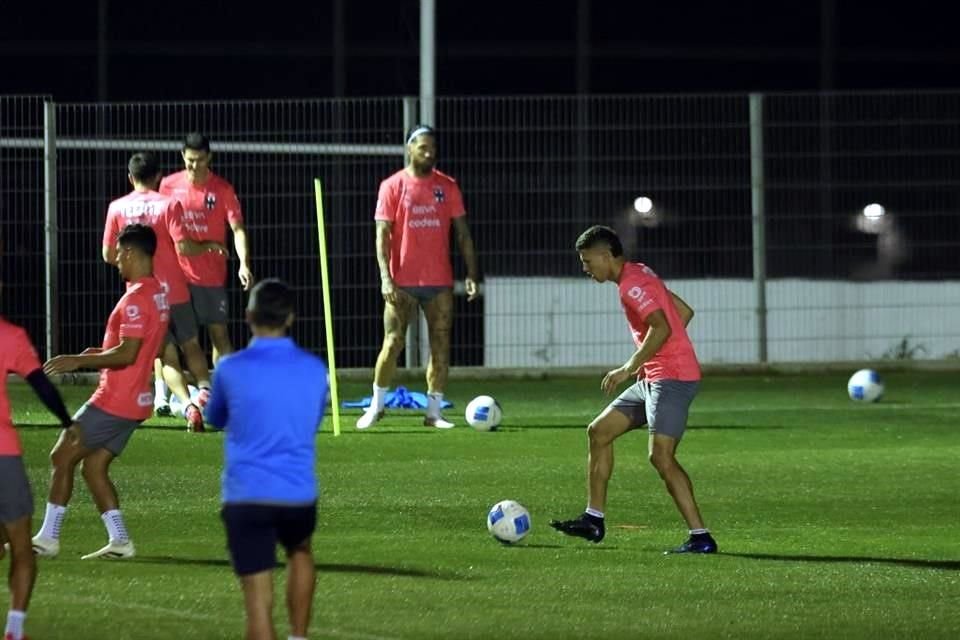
[549, 514, 605, 543]
[185, 404, 205, 433]
[423, 415, 455, 429]
[196, 387, 211, 408]
[154, 402, 172, 417]
[31, 535, 60, 558]
[356, 408, 384, 430]
[665, 533, 718, 555]
[81, 539, 135, 560]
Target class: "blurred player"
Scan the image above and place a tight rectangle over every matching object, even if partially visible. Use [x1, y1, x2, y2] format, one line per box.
[1, 281, 75, 640]
[33, 224, 169, 560]
[103, 152, 209, 432]
[356, 124, 479, 430]
[550, 225, 717, 554]
[160, 132, 252, 368]
[205, 279, 327, 640]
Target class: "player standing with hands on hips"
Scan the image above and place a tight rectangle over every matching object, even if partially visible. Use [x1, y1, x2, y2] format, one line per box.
[551, 225, 717, 554]
[356, 124, 480, 431]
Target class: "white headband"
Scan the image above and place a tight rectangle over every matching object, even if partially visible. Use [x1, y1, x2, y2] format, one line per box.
[406, 127, 434, 145]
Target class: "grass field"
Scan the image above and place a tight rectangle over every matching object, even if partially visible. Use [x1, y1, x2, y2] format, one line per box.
[3, 371, 959, 639]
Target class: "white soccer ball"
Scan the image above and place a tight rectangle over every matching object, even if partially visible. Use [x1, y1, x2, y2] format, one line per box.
[465, 395, 502, 431]
[847, 369, 884, 403]
[487, 500, 531, 544]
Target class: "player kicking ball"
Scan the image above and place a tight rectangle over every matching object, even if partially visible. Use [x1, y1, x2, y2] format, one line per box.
[32, 224, 169, 560]
[550, 225, 717, 554]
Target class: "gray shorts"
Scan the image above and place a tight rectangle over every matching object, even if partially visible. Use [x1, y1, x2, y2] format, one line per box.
[608, 379, 699, 439]
[401, 286, 448, 306]
[189, 284, 228, 326]
[0, 456, 33, 523]
[74, 403, 141, 456]
[166, 301, 199, 345]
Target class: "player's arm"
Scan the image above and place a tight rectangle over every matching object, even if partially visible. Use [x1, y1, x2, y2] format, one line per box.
[452, 217, 480, 302]
[601, 310, 672, 395]
[229, 220, 253, 291]
[669, 290, 695, 327]
[176, 238, 228, 257]
[43, 338, 143, 375]
[102, 244, 117, 265]
[24, 369, 74, 429]
[376, 220, 397, 303]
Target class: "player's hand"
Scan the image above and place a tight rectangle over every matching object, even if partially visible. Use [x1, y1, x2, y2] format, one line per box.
[465, 277, 479, 302]
[601, 366, 632, 396]
[238, 264, 254, 291]
[381, 278, 398, 305]
[44, 355, 80, 375]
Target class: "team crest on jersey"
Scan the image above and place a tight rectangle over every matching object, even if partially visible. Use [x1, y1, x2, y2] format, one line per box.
[204, 193, 217, 209]
[126, 305, 141, 320]
[433, 187, 445, 203]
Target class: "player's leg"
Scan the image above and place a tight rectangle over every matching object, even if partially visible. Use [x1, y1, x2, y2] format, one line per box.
[169, 300, 212, 406]
[357, 290, 417, 429]
[222, 504, 279, 640]
[152, 358, 171, 416]
[33, 424, 93, 556]
[3, 516, 36, 640]
[421, 289, 454, 428]
[208, 323, 234, 364]
[160, 341, 204, 433]
[240, 571, 276, 640]
[277, 504, 317, 638]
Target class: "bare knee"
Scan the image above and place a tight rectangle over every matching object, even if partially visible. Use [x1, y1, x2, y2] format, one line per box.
[383, 332, 406, 358]
[587, 420, 615, 447]
[648, 448, 676, 475]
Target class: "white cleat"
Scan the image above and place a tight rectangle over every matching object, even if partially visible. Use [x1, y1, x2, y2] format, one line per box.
[356, 408, 384, 430]
[81, 539, 135, 560]
[424, 415, 455, 429]
[31, 535, 60, 558]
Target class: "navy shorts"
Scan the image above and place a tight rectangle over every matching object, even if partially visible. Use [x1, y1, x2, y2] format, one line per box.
[165, 301, 200, 345]
[221, 502, 317, 576]
[608, 379, 699, 439]
[189, 284, 229, 326]
[0, 456, 33, 523]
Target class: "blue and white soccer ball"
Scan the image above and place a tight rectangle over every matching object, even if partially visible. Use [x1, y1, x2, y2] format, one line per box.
[465, 395, 503, 432]
[487, 500, 531, 544]
[847, 369, 884, 403]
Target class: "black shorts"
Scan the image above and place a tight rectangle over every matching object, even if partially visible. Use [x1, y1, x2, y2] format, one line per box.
[221, 502, 317, 576]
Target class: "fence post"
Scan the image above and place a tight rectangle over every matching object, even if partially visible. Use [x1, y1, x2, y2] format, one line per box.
[749, 93, 768, 364]
[401, 96, 421, 370]
[43, 100, 59, 360]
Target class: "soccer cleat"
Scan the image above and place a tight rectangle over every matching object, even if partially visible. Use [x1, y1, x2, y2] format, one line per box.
[196, 387, 211, 408]
[185, 404, 205, 433]
[423, 415, 455, 429]
[154, 402, 172, 417]
[356, 408, 384, 430]
[549, 514, 605, 543]
[81, 539, 135, 560]
[31, 535, 60, 558]
[665, 533, 718, 555]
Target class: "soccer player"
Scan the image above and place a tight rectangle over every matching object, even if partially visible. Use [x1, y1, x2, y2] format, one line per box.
[356, 124, 479, 430]
[103, 152, 209, 432]
[550, 225, 717, 554]
[1, 282, 75, 640]
[160, 132, 253, 366]
[205, 279, 327, 640]
[32, 224, 169, 560]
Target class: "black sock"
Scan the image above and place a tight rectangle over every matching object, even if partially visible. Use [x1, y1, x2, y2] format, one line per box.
[584, 513, 605, 527]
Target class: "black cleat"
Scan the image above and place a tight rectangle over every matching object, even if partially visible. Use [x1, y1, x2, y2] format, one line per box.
[665, 533, 718, 555]
[550, 514, 605, 543]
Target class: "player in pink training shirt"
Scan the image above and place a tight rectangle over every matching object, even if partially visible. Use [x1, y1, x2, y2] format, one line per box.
[356, 124, 480, 430]
[33, 224, 169, 562]
[551, 225, 717, 554]
[160, 132, 252, 367]
[1, 281, 75, 640]
[103, 152, 208, 432]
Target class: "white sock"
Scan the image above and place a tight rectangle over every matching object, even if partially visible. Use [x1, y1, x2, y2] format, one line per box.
[154, 378, 168, 404]
[585, 507, 605, 519]
[38, 502, 67, 540]
[690, 528, 710, 535]
[101, 509, 130, 543]
[371, 384, 388, 412]
[5, 610, 26, 640]
[198, 379, 211, 390]
[426, 392, 443, 419]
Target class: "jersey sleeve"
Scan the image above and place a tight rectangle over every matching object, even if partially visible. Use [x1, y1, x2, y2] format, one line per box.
[117, 293, 149, 340]
[7, 327, 42, 377]
[102, 208, 122, 249]
[223, 183, 243, 225]
[447, 181, 466, 218]
[620, 282, 661, 321]
[374, 178, 399, 222]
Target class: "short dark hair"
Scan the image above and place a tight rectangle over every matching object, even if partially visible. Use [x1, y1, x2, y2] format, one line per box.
[117, 223, 157, 257]
[183, 132, 211, 153]
[128, 152, 161, 183]
[247, 278, 294, 328]
[405, 124, 435, 145]
[575, 225, 624, 257]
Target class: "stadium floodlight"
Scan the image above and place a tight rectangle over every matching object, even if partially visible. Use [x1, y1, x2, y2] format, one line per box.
[856, 203, 889, 234]
[862, 203, 886, 220]
[633, 196, 654, 214]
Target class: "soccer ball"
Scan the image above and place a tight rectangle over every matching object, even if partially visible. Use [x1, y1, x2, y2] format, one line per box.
[465, 395, 502, 431]
[487, 500, 531, 544]
[847, 369, 884, 402]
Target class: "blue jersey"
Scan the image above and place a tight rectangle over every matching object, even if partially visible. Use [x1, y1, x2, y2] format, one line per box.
[205, 336, 328, 505]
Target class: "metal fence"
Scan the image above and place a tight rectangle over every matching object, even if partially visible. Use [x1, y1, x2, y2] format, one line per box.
[2, 93, 959, 367]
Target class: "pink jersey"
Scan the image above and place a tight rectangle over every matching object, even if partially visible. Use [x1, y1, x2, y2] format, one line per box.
[103, 190, 190, 305]
[374, 168, 466, 287]
[89, 277, 169, 421]
[618, 262, 701, 382]
[159, 170, 243, 287]
[0, 318, 43, 455]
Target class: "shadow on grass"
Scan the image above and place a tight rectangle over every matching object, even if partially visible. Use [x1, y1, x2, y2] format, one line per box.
[131, 555, 467, 579]
[723, 552, 960, 571]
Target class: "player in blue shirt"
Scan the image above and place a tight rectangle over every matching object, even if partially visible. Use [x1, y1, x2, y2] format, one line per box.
[205, 278, 328, 640]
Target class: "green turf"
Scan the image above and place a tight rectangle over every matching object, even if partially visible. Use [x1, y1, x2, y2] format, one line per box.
[3, 372, 959, 639]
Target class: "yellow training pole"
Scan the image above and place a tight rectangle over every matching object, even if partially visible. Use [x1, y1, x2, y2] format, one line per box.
[314, 178, 341, 436]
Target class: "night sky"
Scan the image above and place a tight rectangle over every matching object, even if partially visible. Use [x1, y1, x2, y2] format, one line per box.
[1, 0, 959, 101]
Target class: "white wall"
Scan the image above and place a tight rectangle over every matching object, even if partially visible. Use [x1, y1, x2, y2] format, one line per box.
[484, 277, 960, 366]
